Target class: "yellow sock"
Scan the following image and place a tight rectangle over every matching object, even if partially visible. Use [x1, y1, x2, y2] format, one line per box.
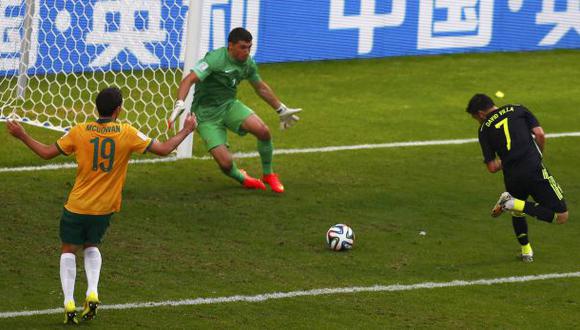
[513, 199, 526, 212]
[522, 243, 533, 255]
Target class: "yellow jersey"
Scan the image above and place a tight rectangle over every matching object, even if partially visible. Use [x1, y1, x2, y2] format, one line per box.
[56, 119, 153, 215]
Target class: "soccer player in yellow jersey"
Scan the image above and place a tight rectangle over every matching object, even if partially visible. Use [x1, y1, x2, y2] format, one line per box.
[6, 87, 197, 324]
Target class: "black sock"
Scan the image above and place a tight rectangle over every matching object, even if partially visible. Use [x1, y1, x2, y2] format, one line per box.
[523, 202, 555, 223]
[512, 216, 529, 245]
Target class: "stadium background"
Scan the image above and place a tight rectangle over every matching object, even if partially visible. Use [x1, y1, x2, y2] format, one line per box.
[1, 1, 579, 75]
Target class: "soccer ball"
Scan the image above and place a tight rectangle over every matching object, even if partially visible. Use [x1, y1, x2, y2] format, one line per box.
[326, 224, 355, 251]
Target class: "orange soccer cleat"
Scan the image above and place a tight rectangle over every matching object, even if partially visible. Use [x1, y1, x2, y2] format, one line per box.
[240, 169, 266, 190]
[262, 173, 285, 193]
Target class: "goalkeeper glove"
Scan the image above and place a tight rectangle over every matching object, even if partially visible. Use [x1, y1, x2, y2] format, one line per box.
[276, 103, 301, 130]
[168, 100, 186, 129]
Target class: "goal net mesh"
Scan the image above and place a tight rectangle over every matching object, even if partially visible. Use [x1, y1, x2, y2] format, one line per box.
[0, 0, 189, 141]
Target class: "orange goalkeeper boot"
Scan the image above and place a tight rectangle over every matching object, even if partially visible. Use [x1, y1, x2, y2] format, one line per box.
[240, 169, 266, 190]
[263, 173, 284, 193]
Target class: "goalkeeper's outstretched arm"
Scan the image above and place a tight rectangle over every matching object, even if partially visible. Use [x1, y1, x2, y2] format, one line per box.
[250, 80, 282, 109]
[168, 72, 200, 129]
[177, 72, 200, 102]
[6, 120, 60, 160]
[250, 80, 302, 130]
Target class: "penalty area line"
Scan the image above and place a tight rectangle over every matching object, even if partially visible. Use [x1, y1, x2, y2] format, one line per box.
[1, 271, 579, 318]
[1, 132, 579, 173]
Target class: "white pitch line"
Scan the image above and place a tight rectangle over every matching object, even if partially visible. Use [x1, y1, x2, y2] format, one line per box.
[1, 132, 579, 173]
[1, 271, 579, 319]
[0, 156, 180, 173]
[229, 131, 580, 159]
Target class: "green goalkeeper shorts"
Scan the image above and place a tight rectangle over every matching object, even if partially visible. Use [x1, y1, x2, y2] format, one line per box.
[194, 100, 255, 151]
[60, 208, 112, 245]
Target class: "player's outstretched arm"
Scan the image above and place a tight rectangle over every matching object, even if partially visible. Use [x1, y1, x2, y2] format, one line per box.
[250, 80, 281, 109]
[6, 120, 60, 160]
[150, 113, 197, 156]
[532, 126, 545, 152]
[168, 72, 200, 129]
[250, 80, 302, 130]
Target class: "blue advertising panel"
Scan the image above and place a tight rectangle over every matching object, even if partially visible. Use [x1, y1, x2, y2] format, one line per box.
[1, 0, 579, 76]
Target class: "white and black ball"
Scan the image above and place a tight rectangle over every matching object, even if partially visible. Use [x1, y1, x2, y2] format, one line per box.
[326, 224, 355, 251]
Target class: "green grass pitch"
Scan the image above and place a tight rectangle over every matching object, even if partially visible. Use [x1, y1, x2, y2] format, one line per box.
[0, 49, 579, 328]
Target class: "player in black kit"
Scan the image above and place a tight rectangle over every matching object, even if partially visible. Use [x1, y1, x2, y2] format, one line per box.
[466, 94, 568, 262]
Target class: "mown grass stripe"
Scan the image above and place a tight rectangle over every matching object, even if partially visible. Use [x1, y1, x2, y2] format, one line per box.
[1, 271, 578, 318]
[1, 132, 579, 173]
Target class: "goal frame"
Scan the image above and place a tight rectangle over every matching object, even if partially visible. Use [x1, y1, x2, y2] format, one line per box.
[176, 0, 204, 159]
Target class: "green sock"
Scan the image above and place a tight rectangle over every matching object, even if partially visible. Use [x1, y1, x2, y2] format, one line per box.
[227, 163, 245, 183]
[258, 139, 274, 175]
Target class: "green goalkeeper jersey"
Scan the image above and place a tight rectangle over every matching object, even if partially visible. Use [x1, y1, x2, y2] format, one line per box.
[191, 47, 262, 121]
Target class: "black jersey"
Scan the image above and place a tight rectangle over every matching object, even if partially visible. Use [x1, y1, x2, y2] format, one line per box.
[478, 104, 542, 175]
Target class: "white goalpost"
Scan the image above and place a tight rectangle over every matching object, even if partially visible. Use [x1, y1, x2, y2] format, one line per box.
[0, 0, 205, 159]
[176, 0, 203, 159]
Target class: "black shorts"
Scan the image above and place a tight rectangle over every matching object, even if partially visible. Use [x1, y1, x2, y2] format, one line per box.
[504, 163, 567, 213]
[60, 208, 112, 245]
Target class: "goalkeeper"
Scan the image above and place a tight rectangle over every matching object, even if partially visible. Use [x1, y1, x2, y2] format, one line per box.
[169, 27, 301, 193]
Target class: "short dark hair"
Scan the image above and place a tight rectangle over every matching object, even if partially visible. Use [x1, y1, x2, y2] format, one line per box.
[96, 87, 123, 117]
[228, 27, 252, 44]
[466, 93, 495, 114]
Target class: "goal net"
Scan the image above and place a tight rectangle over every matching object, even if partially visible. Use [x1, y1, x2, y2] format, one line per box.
[0, 0, 201, 157]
